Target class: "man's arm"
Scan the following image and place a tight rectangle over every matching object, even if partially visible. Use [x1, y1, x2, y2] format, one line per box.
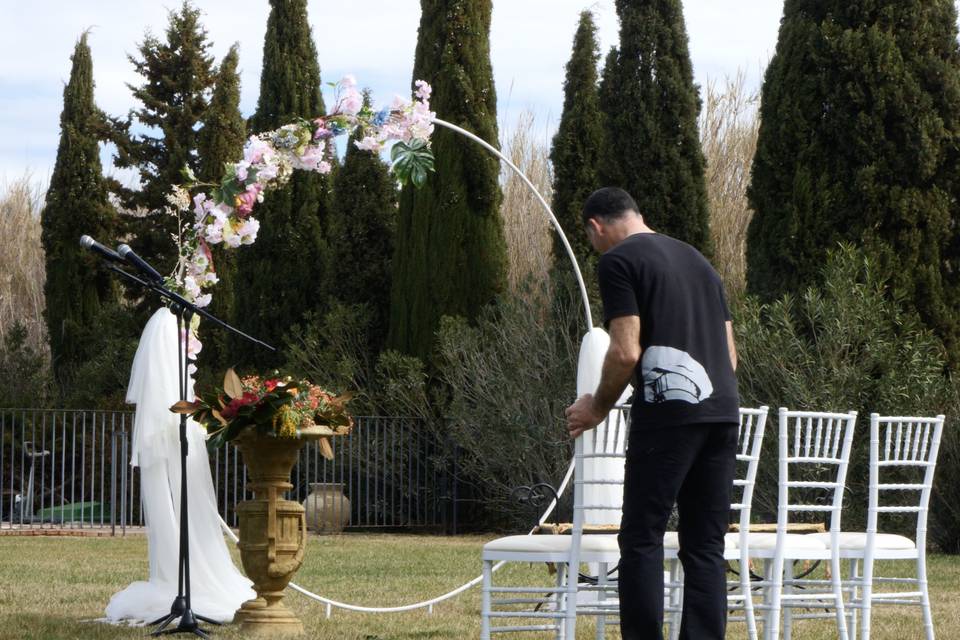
[725, 320, 737, 371]
[565, 315, 641, 439]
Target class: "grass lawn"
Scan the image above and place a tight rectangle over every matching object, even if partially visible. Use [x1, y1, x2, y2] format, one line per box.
[0, 533, 957, 639]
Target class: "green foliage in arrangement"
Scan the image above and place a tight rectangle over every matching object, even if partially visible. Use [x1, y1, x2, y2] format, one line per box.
[196, 44, 245, 385]
[107, 1, 216, 276]
[746, 1, 960, 367]
[233, 0, 333, 370]
[41, 33, 117, 382]
[387, 0, 507, 361]
[598, 0, 711, 255]
[550, 11, 604, 309]
[735, 245, 950, 536]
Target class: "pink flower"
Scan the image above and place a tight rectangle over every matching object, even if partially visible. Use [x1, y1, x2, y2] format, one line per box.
[193, 193, 213, 223]
[414, 80, 432, 102]
[340, 88, 363, 116]
[243, 136, 271, 164]
[235, 184, 262, 217]
[354, 136, 383, 153]
[391, 94, 408, 110]
[297, 145, 325, 170]
[318, 160, 332, 174]
[340, 74, 357, 89]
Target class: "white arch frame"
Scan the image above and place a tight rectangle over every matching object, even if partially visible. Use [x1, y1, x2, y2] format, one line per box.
[221, 115, 593, 615]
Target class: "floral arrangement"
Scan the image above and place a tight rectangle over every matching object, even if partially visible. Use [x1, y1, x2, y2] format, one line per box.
[164, 75, 435, 310]
[176, 368, 353, 456]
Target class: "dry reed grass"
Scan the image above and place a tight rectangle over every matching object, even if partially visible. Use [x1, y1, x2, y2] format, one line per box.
[499, 111, 555, 297]
[0, 175, 47, 354]
[700, 71, 761, 295]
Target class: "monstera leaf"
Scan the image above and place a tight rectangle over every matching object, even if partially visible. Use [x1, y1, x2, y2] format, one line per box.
[391, 139, 434, 187]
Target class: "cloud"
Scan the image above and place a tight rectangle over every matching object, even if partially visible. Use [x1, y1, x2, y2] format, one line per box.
[10, 0, 941, 183]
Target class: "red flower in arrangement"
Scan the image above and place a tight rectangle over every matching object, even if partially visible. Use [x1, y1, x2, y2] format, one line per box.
[221, 391, 260, 420]
[264, 378, 279, 392]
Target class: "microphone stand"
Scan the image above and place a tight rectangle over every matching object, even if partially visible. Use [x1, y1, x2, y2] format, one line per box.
[103, 263, 275, 638]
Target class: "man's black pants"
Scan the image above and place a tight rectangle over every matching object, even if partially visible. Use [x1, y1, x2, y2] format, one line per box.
[617, 422, 738, 640]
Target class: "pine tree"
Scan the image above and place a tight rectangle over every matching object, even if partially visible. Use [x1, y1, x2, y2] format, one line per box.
[329, 95, 398, 349]
[387, 0, 506, 360]
[746, 0, 960, 365]
[41, 33, 117, 380]
[109, 1, 215, 275]
[196, 44, 245, 379]
[598, 0, 711, 255]
[233, 0, 332, 369]
[550, 11, 604, 308]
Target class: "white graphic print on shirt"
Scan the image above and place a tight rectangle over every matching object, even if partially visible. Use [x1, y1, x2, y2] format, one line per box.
[640, 346, 714, 405]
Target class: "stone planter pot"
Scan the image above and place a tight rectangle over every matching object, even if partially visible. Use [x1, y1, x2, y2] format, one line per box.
[304, 482, 351, 534]
[232, 428, 324, 637]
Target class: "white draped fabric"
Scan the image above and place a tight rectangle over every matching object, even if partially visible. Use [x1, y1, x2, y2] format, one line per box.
[577, 327, 632, 526]
[104, 308, 254, 625]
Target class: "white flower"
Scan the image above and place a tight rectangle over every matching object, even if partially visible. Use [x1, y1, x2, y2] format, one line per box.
[237, 217, 260, 245]
[355, 136, 383, 153]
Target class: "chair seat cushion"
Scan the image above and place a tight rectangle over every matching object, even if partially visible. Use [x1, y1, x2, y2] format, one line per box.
[806, 532, 916, 551]
[483, 533, 620, 553]
[663, 531, 741, 549]
[745, 532, 828, 551]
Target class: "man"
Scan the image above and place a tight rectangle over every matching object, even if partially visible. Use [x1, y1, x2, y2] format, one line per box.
[565, 187, 739, 640]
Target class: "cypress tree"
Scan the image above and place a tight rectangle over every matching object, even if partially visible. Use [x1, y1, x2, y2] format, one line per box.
[109, 1, 215, 274]
[550, 11, 604, 307]
[41, 33, 116, 380]
[598, 0, 711, 255]
[196, 44, 245, 378]
[329, 94, 398, 350]
[387, 0, 506, 360]
[746, 0, 960, 365]
[232, 0, 331, 369]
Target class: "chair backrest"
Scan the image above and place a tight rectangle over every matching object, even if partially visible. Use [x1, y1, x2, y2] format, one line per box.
[776, 408, 858, 535]
[576, 403, 631, 529]
[734, 407, 770, 533]
[868, 414, 946, 550]
[574, 405, 769, 532]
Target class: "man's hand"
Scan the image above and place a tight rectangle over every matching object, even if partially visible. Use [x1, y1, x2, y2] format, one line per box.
[565, 393, 607, 439]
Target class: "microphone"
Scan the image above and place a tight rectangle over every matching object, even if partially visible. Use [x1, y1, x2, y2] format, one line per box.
[117, 244, 165, 284]
[80, 235, 125, 264]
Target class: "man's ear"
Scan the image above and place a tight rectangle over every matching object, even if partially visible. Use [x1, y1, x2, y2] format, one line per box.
[586, 217, 602, 236]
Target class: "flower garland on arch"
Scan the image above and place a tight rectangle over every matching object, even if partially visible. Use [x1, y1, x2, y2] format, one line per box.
[164, 75, 435, 313]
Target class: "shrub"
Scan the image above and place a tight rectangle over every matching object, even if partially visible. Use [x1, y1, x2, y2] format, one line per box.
[734, 244, 948, 532]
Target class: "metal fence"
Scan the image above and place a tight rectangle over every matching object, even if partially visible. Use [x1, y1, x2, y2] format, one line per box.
[0, 409, 451, 534]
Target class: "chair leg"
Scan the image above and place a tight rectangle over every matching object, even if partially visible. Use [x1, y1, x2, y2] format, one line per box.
[782, 560, 793, 640]
[563, 562, 578, 640]
[741, 558, 758, 640]
[917, 554, 934, 640]
[481, 560, 492, 640]
[669, 561, 683, 640]
[595, 562, 607, 640]
[848, 559, 859, 640]
[831, 553, 849, 640]
[556, 563, 567, 640]
[763, 557, 783, 640]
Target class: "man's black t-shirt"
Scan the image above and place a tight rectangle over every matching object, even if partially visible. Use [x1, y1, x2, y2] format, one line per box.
[597, 232, 739, 429]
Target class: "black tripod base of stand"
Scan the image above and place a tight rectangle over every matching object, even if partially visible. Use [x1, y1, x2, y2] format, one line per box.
[150, 599, 221, 638]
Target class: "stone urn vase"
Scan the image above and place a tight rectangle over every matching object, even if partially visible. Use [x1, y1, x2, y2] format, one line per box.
[304, 482, 351, 533]
[232, 428, 324, 636]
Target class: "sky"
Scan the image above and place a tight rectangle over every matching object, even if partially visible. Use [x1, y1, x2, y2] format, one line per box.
[0, 0, 847, 185]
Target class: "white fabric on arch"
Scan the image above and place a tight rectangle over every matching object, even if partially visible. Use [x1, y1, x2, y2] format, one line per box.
[104, 308, 254, 625]
[576, 327, 632, 526]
